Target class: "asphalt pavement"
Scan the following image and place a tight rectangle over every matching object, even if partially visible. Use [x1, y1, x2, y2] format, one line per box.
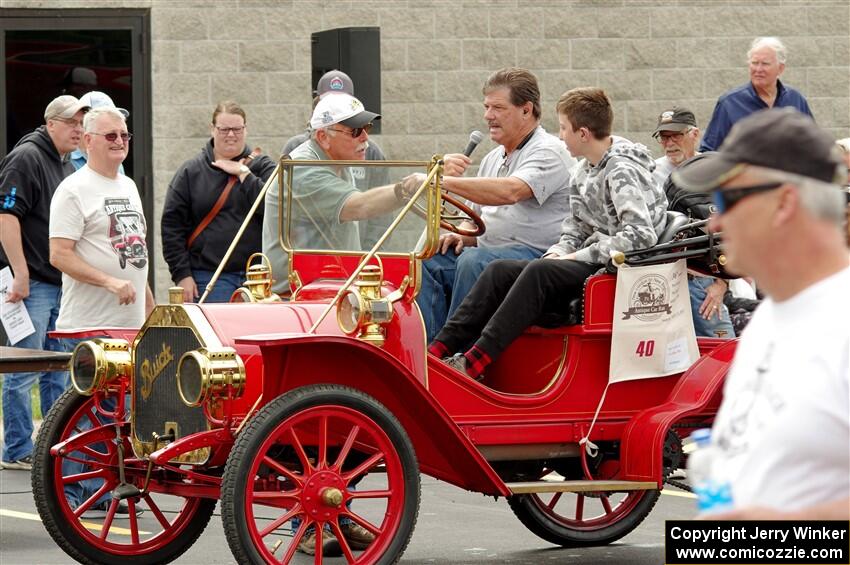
[0, 468, 696, 564]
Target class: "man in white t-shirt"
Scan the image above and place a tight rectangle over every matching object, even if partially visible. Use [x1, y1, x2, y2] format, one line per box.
[48, 106, 153, 519]
[673, 108, 849, 520]
[50, 107, 153, 331]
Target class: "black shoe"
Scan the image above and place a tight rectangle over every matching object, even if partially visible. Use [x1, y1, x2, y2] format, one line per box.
[82, 500, 144, 519]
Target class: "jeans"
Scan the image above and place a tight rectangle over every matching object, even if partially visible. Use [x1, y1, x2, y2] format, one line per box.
[688, 276, 736, 339]
[192, 270, 245, 303]
[436, 258, 600, 361]
[417, 245, 541, 343]
[59, 337, 111, 508]
[2, 280, 67, 462]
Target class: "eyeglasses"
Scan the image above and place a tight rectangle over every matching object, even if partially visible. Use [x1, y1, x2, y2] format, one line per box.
[215, 126, 245, 135]
[328, 123, 373, 138]
[654, 131, 686, 144]
[54, 117, 83, 129]
[90, 132, 132, 142]
[712, 182, 783, 214]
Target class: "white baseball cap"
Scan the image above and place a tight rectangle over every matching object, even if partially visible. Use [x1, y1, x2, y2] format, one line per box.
[79, 91, 130, 118]
[309, 93, 380, 131]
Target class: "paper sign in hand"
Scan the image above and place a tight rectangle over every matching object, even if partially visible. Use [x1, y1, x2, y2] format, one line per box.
[0, 267, 36, 345]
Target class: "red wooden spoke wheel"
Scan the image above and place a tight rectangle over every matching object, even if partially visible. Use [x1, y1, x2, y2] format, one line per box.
[31, 389, 216, 564]
[221, 385, 420, 564]
[508, 465, 660, 547]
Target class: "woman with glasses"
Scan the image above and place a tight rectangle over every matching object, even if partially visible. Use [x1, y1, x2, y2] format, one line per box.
[161, 100, 276, 303]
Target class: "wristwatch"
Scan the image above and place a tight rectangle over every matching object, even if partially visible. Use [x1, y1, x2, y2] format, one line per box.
[239, 164, 250, 176]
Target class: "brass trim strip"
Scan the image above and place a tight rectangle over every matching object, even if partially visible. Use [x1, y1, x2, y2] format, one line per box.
[506, 480, 658, 494]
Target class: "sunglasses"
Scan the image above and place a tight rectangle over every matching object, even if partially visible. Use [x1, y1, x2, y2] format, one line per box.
[90, 132, 132, 142]
[712, 182, 783, 214]
[328, 123, 373, 138]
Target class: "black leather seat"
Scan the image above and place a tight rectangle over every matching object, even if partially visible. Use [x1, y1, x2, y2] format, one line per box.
[657, 210, 690, 244]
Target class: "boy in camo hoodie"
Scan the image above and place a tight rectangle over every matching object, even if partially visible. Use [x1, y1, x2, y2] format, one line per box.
[430, 87, 668, 381]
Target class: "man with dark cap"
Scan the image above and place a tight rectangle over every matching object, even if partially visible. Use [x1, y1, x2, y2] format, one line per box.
[652, 107, 735, 339]
[0, 94, 89, 470]
[282, 70, 390, 249]
[673, 108, 849, 520]
[652, 107, 700, 187]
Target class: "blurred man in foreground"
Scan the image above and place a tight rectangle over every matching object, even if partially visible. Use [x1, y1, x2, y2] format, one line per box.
[673, 108, 849, 519]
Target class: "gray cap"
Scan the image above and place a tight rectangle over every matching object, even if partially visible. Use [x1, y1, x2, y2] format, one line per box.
[315, 70, 355, 97]
[44, 95, 90, 121]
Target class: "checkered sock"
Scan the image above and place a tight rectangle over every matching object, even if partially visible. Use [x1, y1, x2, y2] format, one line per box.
[428, 341, 449, 358]
[463, 346, 491, 380]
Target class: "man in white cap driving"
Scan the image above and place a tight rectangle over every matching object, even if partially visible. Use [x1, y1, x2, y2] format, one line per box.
[282, 70, 391, 248]
[263, 93, 409, 296]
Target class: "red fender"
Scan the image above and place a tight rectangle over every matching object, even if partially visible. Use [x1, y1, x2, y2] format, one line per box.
[236, 333, 511, 497]
[50, 422, 127, 457]
[619, 339, 737, 483]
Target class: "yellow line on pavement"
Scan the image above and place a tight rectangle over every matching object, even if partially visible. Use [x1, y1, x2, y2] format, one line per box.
[0, 507, 149, 535]
[661, 489, 696, 499]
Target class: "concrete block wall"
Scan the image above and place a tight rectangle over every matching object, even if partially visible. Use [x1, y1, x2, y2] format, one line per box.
[2, 0, 848, 298]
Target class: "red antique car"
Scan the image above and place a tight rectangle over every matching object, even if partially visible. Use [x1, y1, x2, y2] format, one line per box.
[33, 157, 734, 564]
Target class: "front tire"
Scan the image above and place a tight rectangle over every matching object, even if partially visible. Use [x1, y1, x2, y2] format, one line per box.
[32, 388, 216, 564]
[221, 384, 420, 564]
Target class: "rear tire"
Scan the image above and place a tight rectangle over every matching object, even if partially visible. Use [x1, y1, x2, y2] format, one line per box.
[509, 486, 659, 547]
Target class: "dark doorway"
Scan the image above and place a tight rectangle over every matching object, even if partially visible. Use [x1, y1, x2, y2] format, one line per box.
[5, 28, 135, 175]
[0, 8, 154, 280]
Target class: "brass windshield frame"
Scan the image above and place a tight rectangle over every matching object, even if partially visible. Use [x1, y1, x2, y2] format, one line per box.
[274, 157, 445, 334]
[277, 157, 444, 298]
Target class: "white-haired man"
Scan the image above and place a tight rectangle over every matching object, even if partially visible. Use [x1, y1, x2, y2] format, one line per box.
[263, 93, 409, 298]
[700, 36, 813, 151]
[674, 108, 849, 520]
[49, 106, 153, 518]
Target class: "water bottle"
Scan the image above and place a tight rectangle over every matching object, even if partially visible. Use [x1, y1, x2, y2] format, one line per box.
[687, 428, 734, 514]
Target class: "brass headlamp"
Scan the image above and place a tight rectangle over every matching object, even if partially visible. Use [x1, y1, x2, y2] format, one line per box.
[70, 338, 132, 395]
[176, 347, 246, 407]
[230, 253, 282, 303]
[336, 265, 395, 346]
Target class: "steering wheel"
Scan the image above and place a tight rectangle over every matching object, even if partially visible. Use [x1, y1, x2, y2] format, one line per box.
[411, 189, 486, 238]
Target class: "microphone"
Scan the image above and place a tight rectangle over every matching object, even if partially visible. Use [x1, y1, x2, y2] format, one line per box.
[462, 130, 485, 158]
